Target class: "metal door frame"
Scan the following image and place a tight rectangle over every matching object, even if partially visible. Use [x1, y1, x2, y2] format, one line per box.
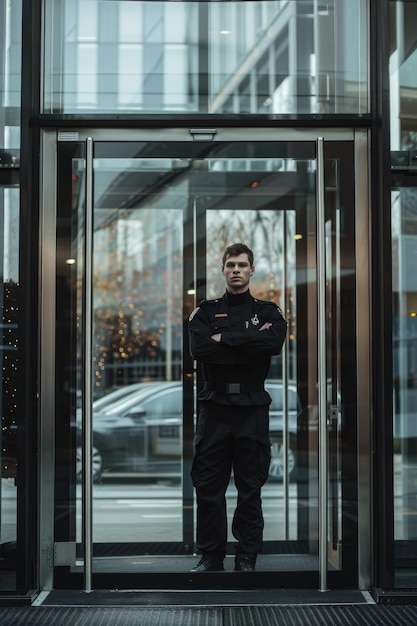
[38, 127, 371, 592]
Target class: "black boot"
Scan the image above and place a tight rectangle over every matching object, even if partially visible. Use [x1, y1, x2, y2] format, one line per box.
[235, 552, 257, 572]
[191, 553, 224, 572]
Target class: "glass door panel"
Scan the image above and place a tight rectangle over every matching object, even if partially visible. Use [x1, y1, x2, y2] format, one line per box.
[391, 172, 417, 586]
[75, 156, 188, 553]
[53, 132, 358, 588]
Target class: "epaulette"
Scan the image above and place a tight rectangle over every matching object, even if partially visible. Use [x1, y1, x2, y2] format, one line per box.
[253, 297, 275, 305]
[198, 298, 220, 306]
[254, 298, 284, 316]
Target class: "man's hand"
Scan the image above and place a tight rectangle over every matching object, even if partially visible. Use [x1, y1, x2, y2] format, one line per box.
[259, 322, 272, 331]
[211, 333, 222, 342]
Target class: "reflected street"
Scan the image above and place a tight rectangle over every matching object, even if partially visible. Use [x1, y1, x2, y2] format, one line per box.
[79, 482, 300, 544]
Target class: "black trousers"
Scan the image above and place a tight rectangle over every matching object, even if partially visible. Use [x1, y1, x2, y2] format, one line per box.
[191, 401, 271, 556]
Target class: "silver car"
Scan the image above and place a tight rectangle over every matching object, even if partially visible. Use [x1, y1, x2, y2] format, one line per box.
[76, 380, 300, 483]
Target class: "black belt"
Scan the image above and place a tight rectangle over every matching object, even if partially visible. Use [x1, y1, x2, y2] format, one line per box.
[203, 382, 265, 394]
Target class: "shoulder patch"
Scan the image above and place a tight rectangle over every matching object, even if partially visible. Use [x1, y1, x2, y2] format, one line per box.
[189, 307, 200, 321]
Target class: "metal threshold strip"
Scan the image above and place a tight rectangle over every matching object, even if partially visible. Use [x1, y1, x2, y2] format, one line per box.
[34, 588, 370, 607]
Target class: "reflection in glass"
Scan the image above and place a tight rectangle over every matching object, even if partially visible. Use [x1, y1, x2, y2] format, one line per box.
[72, 158, 185, 544]
[91, 208, 183, 393]
[392, 186, 417, 584]
[44, 0, 368, 115]
[390, 2, 417, 152]
[390, 0, 417, 587]
[90, 204, 184, 525]
[0, 188, 19, 590]
[0, 0, 22, 153]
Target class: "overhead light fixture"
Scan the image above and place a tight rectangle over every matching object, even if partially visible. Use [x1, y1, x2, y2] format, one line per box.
[220, 30, 231, 35]
[66, 258, 76, 265]
[294, 234, 303, 241]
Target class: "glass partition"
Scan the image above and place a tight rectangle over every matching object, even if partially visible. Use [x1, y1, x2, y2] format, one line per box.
[43, 0, 369, 116]
[391, 176, 417, 587]
[0, 0, 22, 156]
[390, 1, 417, 587]
[0, 186, 19, 590]
[0, 0, 22, 594]
[390, 2, 417, 153]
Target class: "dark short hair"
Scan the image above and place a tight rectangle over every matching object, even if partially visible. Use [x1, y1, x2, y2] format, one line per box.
[222, 243, 254, 268]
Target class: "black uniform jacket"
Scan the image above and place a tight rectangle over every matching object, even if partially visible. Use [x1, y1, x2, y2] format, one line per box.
[188, 290, 287, 406]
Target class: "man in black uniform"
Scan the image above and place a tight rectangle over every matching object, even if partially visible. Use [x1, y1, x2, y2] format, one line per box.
[189, 243, 287, 572]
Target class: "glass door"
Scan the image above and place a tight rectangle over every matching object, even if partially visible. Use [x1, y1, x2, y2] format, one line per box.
[41, 128, 366, 590]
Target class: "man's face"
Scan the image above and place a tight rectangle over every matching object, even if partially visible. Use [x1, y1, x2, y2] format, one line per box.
[222, 253, 254, 294]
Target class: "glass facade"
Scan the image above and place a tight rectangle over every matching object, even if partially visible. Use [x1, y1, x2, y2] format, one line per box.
[0, 0, 21, 154]
[0, 0, 21, 592]
[43, 0, 368, 115]
[0, 186, 19, 591]
[2, 0, 417, 599]
[390, 1, 417, 588]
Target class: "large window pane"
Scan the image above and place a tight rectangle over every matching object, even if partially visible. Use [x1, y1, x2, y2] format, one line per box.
[390, 2, 417, 152]
[0, 0, 21, 156]
[0, 0, 21, 592]
[392, 182, 417, 586]
[0, 186, 19, 591]
[43, 0, 369, 115]
[390, 1, 417, 587]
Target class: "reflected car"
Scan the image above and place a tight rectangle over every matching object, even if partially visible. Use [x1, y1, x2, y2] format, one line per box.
[75, 380, 301, 483]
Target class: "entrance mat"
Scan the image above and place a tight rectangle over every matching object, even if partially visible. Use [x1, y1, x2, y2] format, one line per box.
[40, 588, 367, 606]
[2, 605, 417, 626]
[70, 554, 320, 573]
[90, 540, 310, 558]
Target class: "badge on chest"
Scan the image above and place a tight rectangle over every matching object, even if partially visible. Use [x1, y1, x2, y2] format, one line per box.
[245, 313, 260, 328]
